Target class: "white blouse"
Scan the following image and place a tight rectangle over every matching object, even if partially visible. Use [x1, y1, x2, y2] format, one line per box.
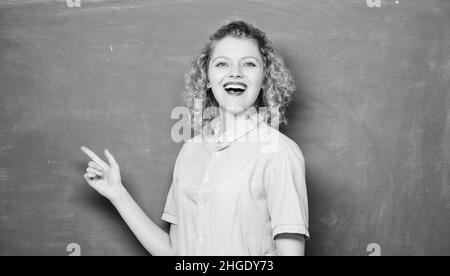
[162, 112, 309, 255]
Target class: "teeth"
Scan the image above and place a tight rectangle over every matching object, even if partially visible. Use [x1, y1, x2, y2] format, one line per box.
[224, 83, 247, 90]
[226, 85, 245, 89]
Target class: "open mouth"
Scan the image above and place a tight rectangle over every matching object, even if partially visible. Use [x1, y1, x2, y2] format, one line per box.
[223, 82, 247, 96]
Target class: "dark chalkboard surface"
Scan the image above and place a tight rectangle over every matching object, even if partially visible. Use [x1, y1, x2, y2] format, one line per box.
[0, 0, 449, 255]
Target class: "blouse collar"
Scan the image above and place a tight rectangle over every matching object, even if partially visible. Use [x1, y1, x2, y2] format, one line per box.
[202, 108, 263, 152]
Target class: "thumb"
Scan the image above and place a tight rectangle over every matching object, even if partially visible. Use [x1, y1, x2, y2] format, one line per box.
[104, 149, 119, 168]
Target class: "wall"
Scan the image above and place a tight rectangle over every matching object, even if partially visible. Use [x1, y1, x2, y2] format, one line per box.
[0, 0, 449, 255]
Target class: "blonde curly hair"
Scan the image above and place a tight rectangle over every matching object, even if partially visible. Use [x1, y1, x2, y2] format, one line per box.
[184, 20, 296, 132]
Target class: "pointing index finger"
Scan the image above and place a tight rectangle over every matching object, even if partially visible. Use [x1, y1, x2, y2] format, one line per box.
[80, 146, 109, 169]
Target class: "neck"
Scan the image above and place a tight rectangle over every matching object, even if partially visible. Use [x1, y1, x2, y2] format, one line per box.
[218, 106, 256, 135]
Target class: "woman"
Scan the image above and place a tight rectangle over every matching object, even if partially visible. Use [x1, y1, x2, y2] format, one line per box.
[81, 20, 309, 256]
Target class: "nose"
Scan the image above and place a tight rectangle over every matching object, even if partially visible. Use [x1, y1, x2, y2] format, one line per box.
[229, 63, 243, 78]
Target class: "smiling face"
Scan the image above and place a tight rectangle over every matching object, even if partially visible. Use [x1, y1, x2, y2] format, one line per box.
[207, 37, 265, 116]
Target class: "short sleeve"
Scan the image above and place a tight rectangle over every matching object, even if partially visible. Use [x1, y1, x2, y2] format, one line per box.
[161, 181, 178, 224]
[161, 144, 186, 225]
[265, 145, 310, 239]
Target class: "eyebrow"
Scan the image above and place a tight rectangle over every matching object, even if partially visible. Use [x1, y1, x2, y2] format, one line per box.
[211, 56, 261, 64]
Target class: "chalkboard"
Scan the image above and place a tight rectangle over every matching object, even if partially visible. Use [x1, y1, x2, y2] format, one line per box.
[0, 0, 449, 255]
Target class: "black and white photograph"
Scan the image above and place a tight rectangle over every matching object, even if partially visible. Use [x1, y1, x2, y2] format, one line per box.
[0, 0, 449, 257]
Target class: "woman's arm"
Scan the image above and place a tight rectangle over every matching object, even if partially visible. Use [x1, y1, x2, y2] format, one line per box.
[275, 233, 305, 256]
[81, 146, 176, 256]
[111, 186, 176, 256]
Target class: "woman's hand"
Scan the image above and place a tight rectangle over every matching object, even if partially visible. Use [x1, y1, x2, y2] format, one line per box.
[81, 146, 125, 201]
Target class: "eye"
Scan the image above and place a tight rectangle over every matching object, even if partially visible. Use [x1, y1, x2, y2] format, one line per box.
[215, 62, 228, 67]
[243, 61, 257, 67]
